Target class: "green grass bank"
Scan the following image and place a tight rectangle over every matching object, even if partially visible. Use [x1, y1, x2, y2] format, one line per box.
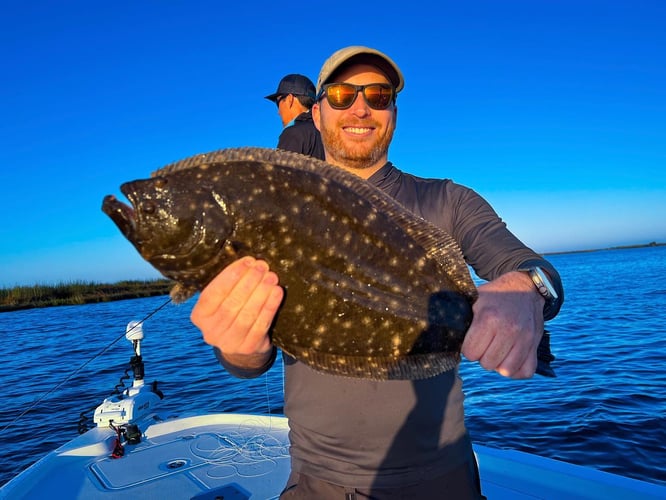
[0, 280, 173, 313]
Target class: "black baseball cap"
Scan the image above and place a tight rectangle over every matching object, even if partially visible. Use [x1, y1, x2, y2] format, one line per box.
[265, 74, 317, 102]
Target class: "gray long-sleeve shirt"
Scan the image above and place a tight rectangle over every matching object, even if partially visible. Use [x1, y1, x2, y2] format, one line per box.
[219, 161, 564, 488]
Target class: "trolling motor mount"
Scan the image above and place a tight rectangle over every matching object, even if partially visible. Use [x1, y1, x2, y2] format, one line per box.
[93, 321, 163, 427]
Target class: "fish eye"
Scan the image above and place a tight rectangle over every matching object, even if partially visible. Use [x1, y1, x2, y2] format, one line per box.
[154, 177, 167, 188]
[142, 201, 156, 214]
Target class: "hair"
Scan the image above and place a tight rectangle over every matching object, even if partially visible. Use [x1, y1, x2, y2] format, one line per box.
[296, 94, 315, 109]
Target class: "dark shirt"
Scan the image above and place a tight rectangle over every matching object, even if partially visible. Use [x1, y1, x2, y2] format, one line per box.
[371, 163, 563, 318]
[277, 110, 325, 160]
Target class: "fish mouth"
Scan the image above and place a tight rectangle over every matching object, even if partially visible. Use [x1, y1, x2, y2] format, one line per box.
[102, 194, 136, 238]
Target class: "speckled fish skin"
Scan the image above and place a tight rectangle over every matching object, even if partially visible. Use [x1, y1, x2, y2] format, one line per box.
[102, 147, 478, 380]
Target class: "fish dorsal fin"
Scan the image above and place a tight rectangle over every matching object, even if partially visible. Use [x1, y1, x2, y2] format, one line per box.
[151, 148, 329, 177]
[152, 147, 477, 299]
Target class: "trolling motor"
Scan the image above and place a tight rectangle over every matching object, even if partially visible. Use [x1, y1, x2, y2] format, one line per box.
[93, 321, 163, 430]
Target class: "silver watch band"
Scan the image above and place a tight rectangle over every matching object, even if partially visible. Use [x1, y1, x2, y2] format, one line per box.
[518, 266, 559, 315]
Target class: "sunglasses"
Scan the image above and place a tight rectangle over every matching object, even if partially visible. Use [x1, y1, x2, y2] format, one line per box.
[275, 95, 287, 107]
[317, 83, 395, 110]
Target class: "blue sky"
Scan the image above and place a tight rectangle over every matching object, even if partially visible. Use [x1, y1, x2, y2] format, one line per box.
[1, 1, 664, 287]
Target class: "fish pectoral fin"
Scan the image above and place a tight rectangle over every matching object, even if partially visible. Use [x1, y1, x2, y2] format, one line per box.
[223, 240, 246, 259]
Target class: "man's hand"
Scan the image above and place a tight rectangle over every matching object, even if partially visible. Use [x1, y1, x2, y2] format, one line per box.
[191, 257, 284, 370]
[462, 271, 544, 379]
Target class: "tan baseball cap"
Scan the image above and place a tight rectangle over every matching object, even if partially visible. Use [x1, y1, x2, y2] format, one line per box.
[316, 46, 404, 94]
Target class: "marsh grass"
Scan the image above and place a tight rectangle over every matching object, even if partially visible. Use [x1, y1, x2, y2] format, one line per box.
[0, 280, 173, 312]
[1, 242, 661, 313]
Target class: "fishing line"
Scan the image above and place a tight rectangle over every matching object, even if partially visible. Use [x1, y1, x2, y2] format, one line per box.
[264, 370, 273, 431]
[0, 297, 172, 434]
[263, 352, 287, 431]
[189, 429, 289, 473]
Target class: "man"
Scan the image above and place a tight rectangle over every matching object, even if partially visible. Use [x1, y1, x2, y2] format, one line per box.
[193, 46, 564, 499]
[265, 73, 325, 160]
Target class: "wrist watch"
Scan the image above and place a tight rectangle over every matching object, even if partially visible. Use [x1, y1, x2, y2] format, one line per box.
[521, 266, 559, 311]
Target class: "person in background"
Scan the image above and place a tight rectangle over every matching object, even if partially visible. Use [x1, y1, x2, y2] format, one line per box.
[265, 73, 325, 160]
[193, 46, 564, 499]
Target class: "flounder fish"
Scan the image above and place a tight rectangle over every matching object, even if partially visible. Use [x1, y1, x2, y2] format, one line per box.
[102, 147, 478, 380]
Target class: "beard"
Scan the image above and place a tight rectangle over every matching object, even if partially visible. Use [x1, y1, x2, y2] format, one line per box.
[320, 117, 396, 172]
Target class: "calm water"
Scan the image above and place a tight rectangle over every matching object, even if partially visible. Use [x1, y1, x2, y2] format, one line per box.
[1, 246, 665, 488]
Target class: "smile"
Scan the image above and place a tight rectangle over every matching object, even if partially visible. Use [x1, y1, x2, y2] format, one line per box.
[343, 126, 373, 135]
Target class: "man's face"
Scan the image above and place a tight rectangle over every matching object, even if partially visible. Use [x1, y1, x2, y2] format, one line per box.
[313, 64, 397, 178]
[276, 94, 292, 127]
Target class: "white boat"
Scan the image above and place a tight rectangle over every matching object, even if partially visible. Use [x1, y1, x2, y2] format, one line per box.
[2, 322, 665, 500]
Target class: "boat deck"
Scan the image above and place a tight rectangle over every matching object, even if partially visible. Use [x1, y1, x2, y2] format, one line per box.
[2, 413, 664, 499]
